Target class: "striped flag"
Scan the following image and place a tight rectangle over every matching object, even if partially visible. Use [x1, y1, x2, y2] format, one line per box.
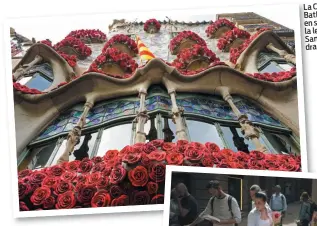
[136, 36, 155, 62]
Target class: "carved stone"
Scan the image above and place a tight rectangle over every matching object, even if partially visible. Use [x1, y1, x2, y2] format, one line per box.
[214, 26, 232, 39]
[172, 39, 197, 55]
[101, 63, 125, 76]
[112, 43, 136, 57]
[134, 88, 149, 143]
[13, 55, 43, 80]
[266, 43, 296, 65]
[186, 58, 210, 71]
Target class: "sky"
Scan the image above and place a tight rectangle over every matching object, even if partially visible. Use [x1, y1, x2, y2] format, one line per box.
[8, 6, 297, 44]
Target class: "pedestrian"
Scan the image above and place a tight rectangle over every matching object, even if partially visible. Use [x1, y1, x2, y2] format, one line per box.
[297, 192, 311, 226]
[247, 191, 273, 226]
[310, 207, 317, 226]
[185, 180, 241, 226]
[269, 185, 287, 225]
[174, 183, 199, 226]
[250, 185, 261, 210]
[170, 188, 181, 226]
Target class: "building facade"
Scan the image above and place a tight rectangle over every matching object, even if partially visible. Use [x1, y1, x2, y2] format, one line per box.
[12, 13, 302, 210]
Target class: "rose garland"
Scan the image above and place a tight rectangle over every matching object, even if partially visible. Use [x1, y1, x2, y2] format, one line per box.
[54, 37, 92, 59]
[13, 82, 43, 95]
[205, 18, 236, 38]
[246, 67, 296, 82]
[144, 19, 161, 33]
[217, 28, 250, 51]
[230, 28, 271, 64]
[18, 140, 301, 211]
[169, 31, 207, 54]
[66, 29, 107, 43]
[172, 44, 219, 71]
[85, 48, 138, 79]
[102, 34, 138, 55]
[38, 39, 53, 47]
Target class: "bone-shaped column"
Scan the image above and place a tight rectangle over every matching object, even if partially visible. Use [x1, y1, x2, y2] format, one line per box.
[168, 89, 189, 141]
[134, 88, 149, 143]
[13, 55, 43, 81]
[56, 101, 94, 164]
[219, 87, 267, 153]
[266, 43, 296, 65]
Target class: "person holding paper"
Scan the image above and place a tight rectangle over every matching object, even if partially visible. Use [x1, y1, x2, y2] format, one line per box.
[174, 183, 199, 226]
[184, 180, 241, 226]
[248, 192, 273, 226]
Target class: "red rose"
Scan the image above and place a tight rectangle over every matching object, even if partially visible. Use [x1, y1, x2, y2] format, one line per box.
[87, 172, 102, 185]
[30, 172, 47, 185]
[149, 139, 164, 148]
[91, 190, 112, 207]
[201, 156, 215, 167]
[78, 160, 94, 173]
[67, 160, 81, 172]
[205, 142, 220, 153]
[162, 142, 176, 152]
[109, 185, 124, 199]
[92, 156, 103, 164]
[19, 201, 29, 211]
[143, 143, 157, 154]
[54, 179, 73, 195]
[42, 176, 60, 188]
[250, 151, 265, 160]
[149, 163, 165, 183]
[248, 159, 265, 170]
[18, 169, 32, 179]
[128, 165, 149, 187]
[92, 162, 106, 173]
[96, 177, 109, 190]
[61, 171, 77, 182]
[184, 142, 205, 162]
[147, 182, 159, 195]
[19, 182, 31, 200]
[104, 149, 119, 161]
[235, 151, 250, 162]
[30, 187, 51, 205]
[77, 185, 97, 204]
[166, 152, 183, 165]
[141, 153, 151, 168]
[102, 166, 113, 177]
[43, 196, 56, 209]
[109, 165, 127, 184]
[122, 152, 142, 164]
[131, 190, 150, 205]
[56, 191, 76, 209]
[151, 194, 164, 204]
[176, 140, 189, 147]
[76, 174, 88, 184]
[111, 194, 129, 206]
[148, 150, 166, 162]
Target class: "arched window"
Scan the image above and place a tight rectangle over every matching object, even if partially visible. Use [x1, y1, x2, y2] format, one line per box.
[257, 51, 294, 73]
[18, 62, 54, 91]
[17, 86, 299, 170]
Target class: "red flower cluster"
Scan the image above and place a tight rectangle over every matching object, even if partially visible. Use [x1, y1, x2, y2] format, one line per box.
[13, 82, 43, 95]
[144, 19, 161, 33]
[246, 67, 296, 82]
[102, 34, 138, 55]
[66, 29, 107, 43]
[18, 140, 301, 211]
[169, 31, 207, 54]
[205, 18, 236, 38]
[172, 44, 219, 71]
[38, 40, 53, 47]
[86, 48, 138, 78]
[230, 28, 271, 64]
[56, 51, 77, 67]
[54, 37, 92, 59]
[217, 28, 250, 51]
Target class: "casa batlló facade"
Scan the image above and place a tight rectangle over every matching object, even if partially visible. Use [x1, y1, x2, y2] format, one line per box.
[12, 13, 302, 211]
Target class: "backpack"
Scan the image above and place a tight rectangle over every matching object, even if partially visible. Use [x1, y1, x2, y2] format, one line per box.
[210, 195, 239, 226]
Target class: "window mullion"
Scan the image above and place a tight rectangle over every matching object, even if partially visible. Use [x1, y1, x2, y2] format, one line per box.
[91, 128, 104, 157]
[257, 127, 276, 154]
[46, 137, 64, 167]
[156, 113, 164, 139]
[17, 147, 30, 167]
[183, 117, 191, 142]
[215, 122, 229, 149]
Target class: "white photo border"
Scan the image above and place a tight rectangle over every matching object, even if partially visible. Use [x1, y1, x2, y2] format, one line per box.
[3, 3, 307, 219]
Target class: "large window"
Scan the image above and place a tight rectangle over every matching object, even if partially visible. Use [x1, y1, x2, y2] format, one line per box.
[18, 86, 299, 170]
[257, 51, 294, 73]
[18, 62, 54, 91]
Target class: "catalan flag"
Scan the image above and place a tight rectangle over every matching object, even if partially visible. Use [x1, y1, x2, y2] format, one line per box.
[136, 36, 155, 62]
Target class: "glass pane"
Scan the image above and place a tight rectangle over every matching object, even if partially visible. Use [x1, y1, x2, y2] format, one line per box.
[262, 131, 294, 154]
[278, 63, 293, 71]
[186, 120, 224, 147]
[28, 141, 57, 169]
[96, 124, 132, 156]
[25, 72, 52, 91]
[259, 62, 284, 73]
[167, 118, 177, 142]
[51, 132, 98, 165]
[144, 117, 158, 142]
[18, 76, 32, 85]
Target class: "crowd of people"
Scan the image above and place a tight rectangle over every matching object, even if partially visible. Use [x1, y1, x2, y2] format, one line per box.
[169, 181, 317, 226]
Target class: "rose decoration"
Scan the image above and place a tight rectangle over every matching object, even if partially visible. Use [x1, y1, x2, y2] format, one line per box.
[151, 194, 164, 204]
[149, 163, 166, 183]
[111, 194, 129, 206]
[54, 36, 92, 59]
[131, 191, 150, 205]
[144, 19, 161, 33]
[217, 28, 250, 51]
[30, 187, 51, 206]
[147, 182, 159, 195]
[56, 191, 76, 209]
[66, 29, 107, 43]
[102, 34, 138, 55]
[205, 18, 235, 38]
[128, 165, 149, 187]
[169, 30, 207, 54]
[91, 190, 112, 207]
[246, 67, 296, 82]
[109, 165, 127, 184]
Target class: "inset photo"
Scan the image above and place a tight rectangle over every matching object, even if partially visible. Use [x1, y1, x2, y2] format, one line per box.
[163, 166, 317, 226]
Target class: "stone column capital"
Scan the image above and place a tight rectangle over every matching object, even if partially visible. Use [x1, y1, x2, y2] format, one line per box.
[84, 101, 94, 109]
[168, 88, 176, 95]
[138, 88, 147, 96]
